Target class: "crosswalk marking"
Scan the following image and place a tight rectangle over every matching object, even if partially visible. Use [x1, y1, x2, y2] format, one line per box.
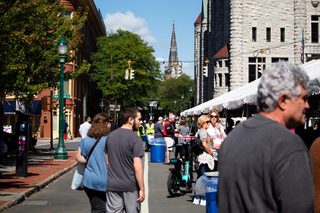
[141, 152, 149, 213]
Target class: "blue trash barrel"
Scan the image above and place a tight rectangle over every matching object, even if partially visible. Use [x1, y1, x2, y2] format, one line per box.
[203, 172, 219, 213]
[150, 138, 165, 163]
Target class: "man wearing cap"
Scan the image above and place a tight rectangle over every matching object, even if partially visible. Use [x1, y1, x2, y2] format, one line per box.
[154, 117, 164, 138]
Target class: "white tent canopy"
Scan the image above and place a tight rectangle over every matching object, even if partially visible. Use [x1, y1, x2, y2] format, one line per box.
[181, 59, 320, 117]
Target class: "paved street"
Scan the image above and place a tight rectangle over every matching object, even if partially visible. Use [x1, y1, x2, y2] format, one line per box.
[2, 140, 205, 213]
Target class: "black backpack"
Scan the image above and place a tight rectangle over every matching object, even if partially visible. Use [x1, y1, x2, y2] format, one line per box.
[191, 135, 205, 155]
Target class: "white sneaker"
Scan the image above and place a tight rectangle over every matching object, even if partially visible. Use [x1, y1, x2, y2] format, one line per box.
[200, 199, 206, 206]
[193, 198, 200, 205]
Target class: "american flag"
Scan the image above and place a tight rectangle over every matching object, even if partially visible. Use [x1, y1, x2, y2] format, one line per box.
[300, 31, 304, 64]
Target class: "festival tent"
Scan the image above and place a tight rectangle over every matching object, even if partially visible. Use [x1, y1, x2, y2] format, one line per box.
[181, 59, 320, 117]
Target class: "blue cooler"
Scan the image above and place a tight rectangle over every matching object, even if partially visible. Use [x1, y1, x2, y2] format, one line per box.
[150, 138, 165, 163]
[203, 172, 219, 213]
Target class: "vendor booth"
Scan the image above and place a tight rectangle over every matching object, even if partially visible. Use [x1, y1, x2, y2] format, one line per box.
[181, 59, 320, 117]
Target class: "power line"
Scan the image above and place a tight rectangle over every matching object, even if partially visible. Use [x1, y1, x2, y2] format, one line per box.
[157, 41, 300, 64]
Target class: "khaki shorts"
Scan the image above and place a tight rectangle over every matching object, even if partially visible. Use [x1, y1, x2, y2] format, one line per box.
[164, 137, 174, 151]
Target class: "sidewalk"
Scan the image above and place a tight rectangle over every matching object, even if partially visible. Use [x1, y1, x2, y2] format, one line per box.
[0, 146, 78, 212]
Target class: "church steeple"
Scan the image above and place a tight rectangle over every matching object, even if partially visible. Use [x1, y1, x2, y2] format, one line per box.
[166, 21, 181, 78]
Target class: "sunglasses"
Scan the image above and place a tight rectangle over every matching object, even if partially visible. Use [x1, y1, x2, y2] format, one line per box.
[205, 121, 211, 124]
[211, 115, 218, 118]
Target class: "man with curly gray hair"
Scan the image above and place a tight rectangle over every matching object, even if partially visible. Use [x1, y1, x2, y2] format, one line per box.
[217, 61, 314, 213]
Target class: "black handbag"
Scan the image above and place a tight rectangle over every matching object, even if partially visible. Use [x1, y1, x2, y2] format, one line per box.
[191, 135, 205, 155]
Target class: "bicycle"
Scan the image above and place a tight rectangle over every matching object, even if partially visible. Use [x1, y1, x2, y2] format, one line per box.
[167, 135, 194, 196]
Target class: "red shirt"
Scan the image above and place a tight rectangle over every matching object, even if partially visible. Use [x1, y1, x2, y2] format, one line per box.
[163, 121, 175, 137]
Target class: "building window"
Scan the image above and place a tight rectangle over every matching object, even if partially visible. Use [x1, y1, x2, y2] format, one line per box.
[215, 74, 217, 86]
[248, 57, 265, 82]
[225, 60, 229, 67]
[53, 115, 58, 131]
[280, 28, 285, 42]
[225, 73, 230, 87]
[64, 80, 70, 95]
[271, 57, 288, 63]
[311, 15, 319, 43]
[218, 74, 222, 87]
[266, 27, 271, 42]
[64, 11, 71, 20]
[218, 61, 223, 67]
[252, 27, 257, 42]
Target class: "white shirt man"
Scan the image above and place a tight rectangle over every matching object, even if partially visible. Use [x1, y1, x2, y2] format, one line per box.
[79, 116, 91, 139]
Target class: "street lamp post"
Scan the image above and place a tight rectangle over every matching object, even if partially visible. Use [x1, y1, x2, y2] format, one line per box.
[189, 85, 193, 127]
[54, 35, 68, 160]
[174, 98, 177, 115]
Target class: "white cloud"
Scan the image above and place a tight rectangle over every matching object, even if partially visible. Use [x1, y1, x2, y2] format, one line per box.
[182, 62, 194, 79]
[104, 11, 157, 43]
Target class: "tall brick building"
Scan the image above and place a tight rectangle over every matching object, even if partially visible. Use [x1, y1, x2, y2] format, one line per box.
[195, 0, 320, 105]
[4, 0, 106, 139]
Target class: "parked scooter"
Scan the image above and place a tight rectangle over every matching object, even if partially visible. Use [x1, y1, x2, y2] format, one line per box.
[167, 135, 194, 196]
[167, 157, 192, 196]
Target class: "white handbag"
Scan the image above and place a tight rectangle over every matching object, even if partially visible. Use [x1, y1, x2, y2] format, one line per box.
[71, 163, 85, 190]
[71, 137, 102, 190]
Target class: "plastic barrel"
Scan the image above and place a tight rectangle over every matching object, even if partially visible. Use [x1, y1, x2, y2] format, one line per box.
[203, 172, 219, 213]
[150, 138, 165, 162]
[206, 191, 218, 213]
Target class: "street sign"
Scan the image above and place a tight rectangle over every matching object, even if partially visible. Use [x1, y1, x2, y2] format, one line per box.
[109, 104, 121, 111]
[53, 94, 71, 98]
[149, 101, 157, 107]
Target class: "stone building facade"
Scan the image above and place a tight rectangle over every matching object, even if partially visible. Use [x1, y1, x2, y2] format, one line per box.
[194, 0, 320, 106]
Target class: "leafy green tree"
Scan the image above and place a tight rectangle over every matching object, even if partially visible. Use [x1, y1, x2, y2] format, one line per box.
[90, 30, 162, 111]
[0, 0, 88, 138]
[158, 74, 194, 115]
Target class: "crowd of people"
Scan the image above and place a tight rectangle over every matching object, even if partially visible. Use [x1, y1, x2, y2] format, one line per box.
[74, 61, 316, 212]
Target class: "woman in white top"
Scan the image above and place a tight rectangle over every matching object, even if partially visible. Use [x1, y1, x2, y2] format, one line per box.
[193, 115, 214, 206]
[206, 109, 226, 170]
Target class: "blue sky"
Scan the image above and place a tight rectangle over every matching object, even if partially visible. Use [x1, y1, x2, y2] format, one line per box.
[93, 0, 202, 79]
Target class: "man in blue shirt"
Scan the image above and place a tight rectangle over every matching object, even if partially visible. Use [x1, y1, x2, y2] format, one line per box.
[154, 117, 164, 138]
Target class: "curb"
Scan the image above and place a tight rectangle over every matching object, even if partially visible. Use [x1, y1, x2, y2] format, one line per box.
[0, 161, 78, 212]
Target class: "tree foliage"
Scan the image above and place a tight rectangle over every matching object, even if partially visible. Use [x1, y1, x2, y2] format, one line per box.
[90, 29, 162, 110]
[0, 0, 88, 105]
[158, 74, 194, 115]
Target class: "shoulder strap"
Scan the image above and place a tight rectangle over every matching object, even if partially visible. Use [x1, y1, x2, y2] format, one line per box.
[86, 137, 102, 166]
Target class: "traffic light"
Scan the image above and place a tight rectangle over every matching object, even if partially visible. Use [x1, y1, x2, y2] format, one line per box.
[203, 66, 208, 77]
[177, 66, 182, 77]
[258, 64, 263, 78]
[125, 69, 129, 80]
[41, 97, 47, 110]
[130, 69, 135, 80]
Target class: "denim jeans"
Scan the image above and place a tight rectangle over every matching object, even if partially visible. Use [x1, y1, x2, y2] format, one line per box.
[194, 164, 210, 200]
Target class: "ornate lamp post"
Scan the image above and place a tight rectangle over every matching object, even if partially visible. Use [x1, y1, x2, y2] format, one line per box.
[54, 35, 68, 160]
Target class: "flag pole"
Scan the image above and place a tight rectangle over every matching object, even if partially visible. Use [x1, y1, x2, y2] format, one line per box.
[302, 30, 305, 64]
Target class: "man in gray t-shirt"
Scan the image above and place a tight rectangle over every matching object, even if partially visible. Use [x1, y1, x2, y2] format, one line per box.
[218, 62, 314, 212]
[106, 108, 144, 213]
